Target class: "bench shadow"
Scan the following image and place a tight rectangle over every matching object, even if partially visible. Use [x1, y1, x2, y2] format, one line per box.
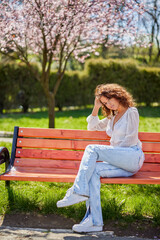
[2, 186, 76, 229]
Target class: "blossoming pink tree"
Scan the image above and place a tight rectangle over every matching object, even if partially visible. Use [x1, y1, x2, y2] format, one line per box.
[0, 0, 143, 128]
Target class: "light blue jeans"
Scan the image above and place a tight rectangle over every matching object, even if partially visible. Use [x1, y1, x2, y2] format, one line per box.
[72, 144, 145, 226]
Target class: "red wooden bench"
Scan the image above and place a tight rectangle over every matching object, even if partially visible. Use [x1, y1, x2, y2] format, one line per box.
[0, 126, 160, 187]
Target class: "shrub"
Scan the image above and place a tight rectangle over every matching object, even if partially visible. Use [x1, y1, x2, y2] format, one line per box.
[84, 58, 160, 106]
[0, 59, 159, 112]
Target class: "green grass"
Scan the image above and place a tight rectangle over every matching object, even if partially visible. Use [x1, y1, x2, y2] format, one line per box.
[0, 106, 160, 132]
[0, 106, 160, 224]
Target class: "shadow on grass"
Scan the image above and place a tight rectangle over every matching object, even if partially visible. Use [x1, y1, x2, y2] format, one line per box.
[7, 187, 39, 212]
[3, 182, 160, 227]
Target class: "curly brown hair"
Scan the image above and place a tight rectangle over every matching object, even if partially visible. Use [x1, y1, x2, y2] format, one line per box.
[95, 83, 135, 117]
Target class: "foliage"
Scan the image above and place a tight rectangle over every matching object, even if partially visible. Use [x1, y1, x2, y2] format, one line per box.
[84, 58, 160, 106]
[0, 63, 45, 113]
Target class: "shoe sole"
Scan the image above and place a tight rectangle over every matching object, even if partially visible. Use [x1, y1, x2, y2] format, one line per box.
[57, 197, 88, 208]
[72, 226, 102, 233]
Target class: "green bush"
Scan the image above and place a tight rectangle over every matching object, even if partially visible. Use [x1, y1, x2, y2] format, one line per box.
[84, 58, 160, 106]
[0, 59, 159, 112]
[50, 70, 88, 110]
[0, 63, 45, 112]
[0, 64, 19, 113]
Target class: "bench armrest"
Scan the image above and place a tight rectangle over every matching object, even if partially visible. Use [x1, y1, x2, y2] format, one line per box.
[0, 147, 10, 172]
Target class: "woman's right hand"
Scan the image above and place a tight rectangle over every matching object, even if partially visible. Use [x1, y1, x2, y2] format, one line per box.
[94, 96, 102, 109]
[91, 97, 102, 116]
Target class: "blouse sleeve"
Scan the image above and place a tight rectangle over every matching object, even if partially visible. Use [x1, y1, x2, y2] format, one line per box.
[118, 108, 139, 147]
[87, 114, 109, 131]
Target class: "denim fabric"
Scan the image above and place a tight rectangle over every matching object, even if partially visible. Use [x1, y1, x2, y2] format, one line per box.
[73, 144, 145, 226]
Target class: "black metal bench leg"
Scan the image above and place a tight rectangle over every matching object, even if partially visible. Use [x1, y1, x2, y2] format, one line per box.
[5, 156, 10, 188]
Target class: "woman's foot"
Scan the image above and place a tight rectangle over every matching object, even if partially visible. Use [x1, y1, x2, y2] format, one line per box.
[72, 215, 103, 233]
[56, 187, 88, 208]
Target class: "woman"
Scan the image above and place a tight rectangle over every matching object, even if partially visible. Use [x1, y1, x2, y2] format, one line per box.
[56, 83, 145, 233]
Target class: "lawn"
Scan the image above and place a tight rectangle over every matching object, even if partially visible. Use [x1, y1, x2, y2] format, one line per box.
[0, 106, 160, 225]
[0, 106, 160, 132]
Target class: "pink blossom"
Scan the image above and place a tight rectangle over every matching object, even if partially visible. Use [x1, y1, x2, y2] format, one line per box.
[0, 0, 145, 64]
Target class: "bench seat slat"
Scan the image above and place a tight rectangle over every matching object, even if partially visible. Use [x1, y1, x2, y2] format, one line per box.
[16, 149, 84, 160]
[17, 138, 160, 153]
[18, 128, 160, 142]
[142, 142, 160, 153]
[138, 132, 160, 142]
[141, 163, 160, 172]
[17, 138, 109, 150]
[14, 158, 160, 172]
[18, 128, 110, 140]
[15, 149, 160, 162]
[145, 154, 160, 163]
[14, 158, 81, 169]
[1, 167, 160, 184]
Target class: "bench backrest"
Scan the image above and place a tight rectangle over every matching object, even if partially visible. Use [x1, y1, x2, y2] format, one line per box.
[13, 127, 160, 174]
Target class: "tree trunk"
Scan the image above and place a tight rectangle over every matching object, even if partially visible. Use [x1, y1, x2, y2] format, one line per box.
[155, 36, 160, 62]
[149, 25, 154, 62]
[101, 36, 109, 59]
[155, 49, 160, 61]
[48, 95, 55, 128]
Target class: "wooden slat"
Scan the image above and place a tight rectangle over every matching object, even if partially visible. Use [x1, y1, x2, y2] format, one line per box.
[17, 138, 109, 150]
[15, 150, 160, 162]
[142, 142, 160, 153]
[6, 167, 78, 175]
[144, 154, 160, 163]
[101, 172, 160, 184]
[15, 149, 84, 160]
[14, 158, 160, 172]
[14, 158, 80, 169]
[18, 128, 160, 142]
[139, 132, 160, 142]
[1, 167, 160, 184]
[140, 163, 160, 172]
[0, 170, 77, 183]
[17, 138, 160, 153]
[14, 157, 160, 171]
[18, 128, 109, 140]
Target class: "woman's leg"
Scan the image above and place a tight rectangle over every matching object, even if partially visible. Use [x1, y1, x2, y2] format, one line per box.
[72, 161, 134, 232]
[87, 161, 134, 226]
[57, 144, 144, 209]
[73, 144, 144, 197]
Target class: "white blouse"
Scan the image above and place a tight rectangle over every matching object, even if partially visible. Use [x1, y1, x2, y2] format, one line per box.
[87, 107, 142, 148]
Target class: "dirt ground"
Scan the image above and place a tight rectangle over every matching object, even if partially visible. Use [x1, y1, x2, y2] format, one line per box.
[0, 212, 160, 239]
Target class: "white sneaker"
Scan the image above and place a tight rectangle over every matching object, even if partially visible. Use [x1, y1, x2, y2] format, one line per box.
[72, 215, 103, 233]
[56, 187, 88, 208]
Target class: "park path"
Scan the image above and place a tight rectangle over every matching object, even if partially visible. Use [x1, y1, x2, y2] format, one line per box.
[0, 131, 13, 143]
[0, 226, 154, 240]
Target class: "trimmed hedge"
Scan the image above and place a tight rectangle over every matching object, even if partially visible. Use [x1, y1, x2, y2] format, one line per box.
[84, 59, 160, 106]
[0, 59, 159, 112]
[0, 63, 45, 113]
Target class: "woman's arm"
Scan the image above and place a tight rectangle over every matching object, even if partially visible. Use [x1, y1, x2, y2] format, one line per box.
[91, 97, 102, 116]
[87, 97, 109, 131]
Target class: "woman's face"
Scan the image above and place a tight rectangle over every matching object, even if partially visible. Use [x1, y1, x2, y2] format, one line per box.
[100, 96, 120, 111]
